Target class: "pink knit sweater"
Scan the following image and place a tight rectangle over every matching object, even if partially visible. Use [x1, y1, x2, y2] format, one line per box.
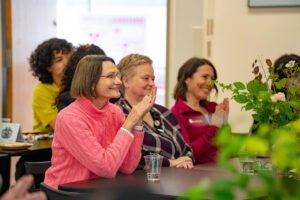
[44, 98, 144, 189]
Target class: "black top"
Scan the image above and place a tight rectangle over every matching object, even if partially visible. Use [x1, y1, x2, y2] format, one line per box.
[57, 91, 75, 111]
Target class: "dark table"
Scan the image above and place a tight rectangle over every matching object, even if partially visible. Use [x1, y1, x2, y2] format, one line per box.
[59, 167, 227, 199]
[0, 139, 52, 195]
[59, 159, 266, 199]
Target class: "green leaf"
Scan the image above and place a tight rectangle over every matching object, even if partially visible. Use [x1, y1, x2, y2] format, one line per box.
[252, 113, 260, 122]
[258, 91, 271, 101]
[244, 137, 269, 155]
[247, 80, 257, 93]
[233, 95, 248, 103]
[256, 124, 272, 137]
[244, 102, 254, 111]
[233, 82, 246, 90]
[274, 78, 287, 90]
[215, 125, 232, 145]
[211, 179, 234, 200]
[289, 85, 300, 96]
[237, 174, 250, 188]
[288, 101, 300, 109]
[256, 170, 275, 187]
[247, 80, 267, 93]
[183, 179, 211, 200]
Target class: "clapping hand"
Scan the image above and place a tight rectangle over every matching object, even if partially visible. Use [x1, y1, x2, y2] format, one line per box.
[211, 98, 229, 127]
[123, 87, 157, 130]
[132, 86, 157, 119]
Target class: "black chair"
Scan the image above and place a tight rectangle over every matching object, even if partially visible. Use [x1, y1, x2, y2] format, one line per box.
[24, 161, 51, 192]
[40, 182, 91, 200]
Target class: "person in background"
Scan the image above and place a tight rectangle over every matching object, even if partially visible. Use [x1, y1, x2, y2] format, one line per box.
[273, 54, 300, 99]
[15, 38, 73, 182]
[57, 44, 106, 111]
[116, 54, 193, 169]
[29, 38, 73, 132]
[44, 55, 155, 189]
[171, 57, 229, 164]
[1, 175, 46, 200]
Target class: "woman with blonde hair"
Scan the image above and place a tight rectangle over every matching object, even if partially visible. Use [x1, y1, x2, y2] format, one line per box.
[115, 54, 193, 169]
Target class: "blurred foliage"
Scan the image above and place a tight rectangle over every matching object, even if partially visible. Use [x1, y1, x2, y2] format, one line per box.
[181, 59, 300, 199]
[182, 123, 300, 200]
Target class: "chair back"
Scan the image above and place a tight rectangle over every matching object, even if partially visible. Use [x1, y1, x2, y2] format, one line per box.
[40, 182, 90, 200]
[24, 161, 51, 191]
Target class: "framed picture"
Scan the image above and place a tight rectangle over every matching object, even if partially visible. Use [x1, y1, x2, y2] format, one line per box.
[248, 0, 300, 7]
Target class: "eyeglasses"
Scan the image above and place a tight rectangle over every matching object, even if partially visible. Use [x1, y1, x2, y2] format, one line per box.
[100, 72, 121, 80]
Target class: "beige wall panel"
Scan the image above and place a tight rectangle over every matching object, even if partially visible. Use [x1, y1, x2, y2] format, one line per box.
[167, 0, 204, 106]
[12, 0, 56, 130]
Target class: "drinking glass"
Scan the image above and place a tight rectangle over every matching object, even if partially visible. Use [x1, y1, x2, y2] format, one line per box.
[144, 154, 163, 182]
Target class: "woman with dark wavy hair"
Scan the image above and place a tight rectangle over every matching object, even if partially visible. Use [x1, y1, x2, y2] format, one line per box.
[171, 57, 229, 164]
[29, 38, 73, 132]
[57, 44, 106, 111]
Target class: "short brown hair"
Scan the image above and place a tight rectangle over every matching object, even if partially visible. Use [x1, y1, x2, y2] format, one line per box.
[117, 54, 152, 94]
[70, 55, 115, 98]
[173, 57, 218, 101]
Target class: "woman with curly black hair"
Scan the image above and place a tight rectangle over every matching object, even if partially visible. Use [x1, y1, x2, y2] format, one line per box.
[15, 38, 73, 184]
[57, 44, 105, 111]
[29, 38, 73, 132]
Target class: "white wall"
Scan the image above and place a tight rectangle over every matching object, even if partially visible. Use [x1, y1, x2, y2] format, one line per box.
[12, 0, 56, 130]
[167, 0, 205, 106]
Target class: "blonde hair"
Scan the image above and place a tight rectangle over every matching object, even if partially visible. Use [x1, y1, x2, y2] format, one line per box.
[117, 54, 152, 94]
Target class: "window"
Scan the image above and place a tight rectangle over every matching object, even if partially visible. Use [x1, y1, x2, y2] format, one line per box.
[57, 0, 167, 105]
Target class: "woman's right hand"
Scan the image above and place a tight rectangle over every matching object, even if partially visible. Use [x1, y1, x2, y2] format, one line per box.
[123, 87, 157, 131]
[211, 98, 229, 127]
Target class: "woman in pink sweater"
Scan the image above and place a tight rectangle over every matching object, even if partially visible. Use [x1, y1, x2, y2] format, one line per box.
[44, 55, 156, 189]
[171, 57, 229, 164]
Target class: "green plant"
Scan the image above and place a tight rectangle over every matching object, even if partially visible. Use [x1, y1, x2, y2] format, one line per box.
[218, 59, 300, 130]
[181, 59, 300, 200]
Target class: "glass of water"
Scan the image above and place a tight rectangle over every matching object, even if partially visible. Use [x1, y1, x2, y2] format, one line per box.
[144, 154, 163, 182]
